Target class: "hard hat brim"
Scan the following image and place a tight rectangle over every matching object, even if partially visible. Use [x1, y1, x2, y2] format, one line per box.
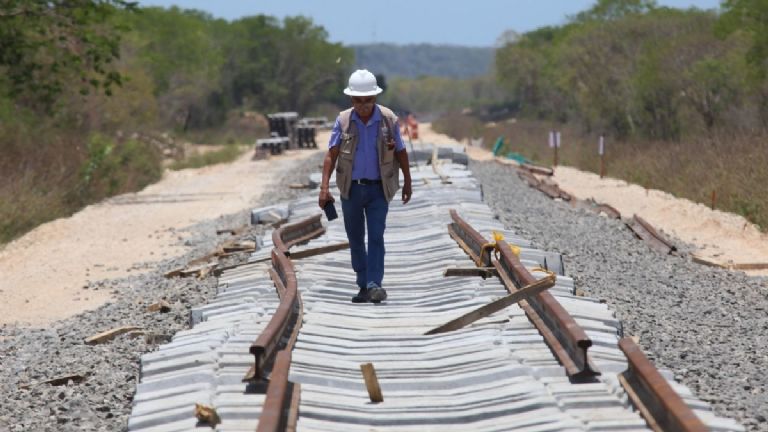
[343, 86, 383, 96]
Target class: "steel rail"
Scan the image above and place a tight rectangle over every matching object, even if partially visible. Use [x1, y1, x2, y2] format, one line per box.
[618, 337, 708, 432]
[244, 249, 298, 382]
[272, 213, 325, 256]
[246, 214, 323, 382]
[494, 239, 599, 380]
[448, 209, 598, 379]
[627, 215, 676, 255]
[249, 214, 324, 431]
[256, 350, 296, 432]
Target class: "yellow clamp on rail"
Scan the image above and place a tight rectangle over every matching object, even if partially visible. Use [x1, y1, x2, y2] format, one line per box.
[530, 267, 556, 279]
[477, 231, 521, 266]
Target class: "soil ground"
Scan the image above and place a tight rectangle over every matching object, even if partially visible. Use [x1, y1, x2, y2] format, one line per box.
[0, 136, 327, 327]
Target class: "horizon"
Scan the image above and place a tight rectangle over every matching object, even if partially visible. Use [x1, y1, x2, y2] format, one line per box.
[135, 1, 722, 47]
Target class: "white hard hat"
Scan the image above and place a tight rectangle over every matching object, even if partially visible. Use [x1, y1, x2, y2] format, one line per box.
[343, 69, 383, 96]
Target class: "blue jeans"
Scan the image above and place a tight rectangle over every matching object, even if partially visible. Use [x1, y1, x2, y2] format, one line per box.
[341, 183, 389, 289]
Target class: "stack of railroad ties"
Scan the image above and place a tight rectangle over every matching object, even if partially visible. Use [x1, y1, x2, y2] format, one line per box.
[126, 144, 743, 431]
[255, 113, 329, 159]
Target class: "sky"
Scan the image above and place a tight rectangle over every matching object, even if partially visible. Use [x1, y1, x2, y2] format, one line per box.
[136, 1, 723, 47]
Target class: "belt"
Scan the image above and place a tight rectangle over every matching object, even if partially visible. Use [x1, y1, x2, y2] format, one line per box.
[351, 178, 381, 185]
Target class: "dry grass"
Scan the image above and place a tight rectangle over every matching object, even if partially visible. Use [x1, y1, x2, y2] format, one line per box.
[0, 126, 162, 244]
[434, 115, 768, 230]
[168, 144, 245, 170]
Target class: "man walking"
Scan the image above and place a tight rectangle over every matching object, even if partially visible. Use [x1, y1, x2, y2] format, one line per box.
[318, 69, 413, 303]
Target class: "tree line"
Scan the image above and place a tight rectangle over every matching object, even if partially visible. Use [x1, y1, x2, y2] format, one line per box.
[493, 0, 768, 140]
[0, 3, 352, 243]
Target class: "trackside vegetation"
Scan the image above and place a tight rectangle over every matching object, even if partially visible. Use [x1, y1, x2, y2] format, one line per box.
[0, 4, 352, 243]
[432, 0, 768, 230]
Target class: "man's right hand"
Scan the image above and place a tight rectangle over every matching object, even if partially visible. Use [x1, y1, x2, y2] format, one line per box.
[318, 188, 334, 209]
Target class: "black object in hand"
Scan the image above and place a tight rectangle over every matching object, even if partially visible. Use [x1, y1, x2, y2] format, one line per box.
[323, 201, 338, 221]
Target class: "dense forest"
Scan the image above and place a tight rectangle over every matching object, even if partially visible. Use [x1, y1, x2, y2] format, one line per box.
[432, 0, 768, 229]
[0, 3, 352, 243]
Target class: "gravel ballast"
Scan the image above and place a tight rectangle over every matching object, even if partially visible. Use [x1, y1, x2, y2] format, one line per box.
[0, 151, 324, 432]
[3, 150, 764, 431]
[470, 159, 768, 431]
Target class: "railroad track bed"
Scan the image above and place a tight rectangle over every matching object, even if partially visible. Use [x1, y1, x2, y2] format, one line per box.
[127, 146, 743, 431]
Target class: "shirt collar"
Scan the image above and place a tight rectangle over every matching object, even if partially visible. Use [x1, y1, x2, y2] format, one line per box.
[351, 105, 381, 125]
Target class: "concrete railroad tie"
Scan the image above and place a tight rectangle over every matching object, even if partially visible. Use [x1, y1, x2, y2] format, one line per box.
[126, 146, 743, 432]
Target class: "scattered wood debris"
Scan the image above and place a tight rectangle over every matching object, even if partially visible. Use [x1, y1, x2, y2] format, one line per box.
[194, 403, 221, 427]
[85, 326, 142, 345]
[147, 300, 171, 313]
[360, 363, 384, 403]
[216, 225, 249, 236]
[691, 255, 768, 271]
[165, 238, 257, 279]
[222, 240, 256, 253]
[19, 374, 87, 389]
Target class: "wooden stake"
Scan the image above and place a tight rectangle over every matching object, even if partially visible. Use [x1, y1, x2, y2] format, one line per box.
[553, 144, 558, 167]
[598, 135, 606, 179]
[711, 190, 716, 210]
[425, 274, 556, 335]
[360, 363, 384, 403]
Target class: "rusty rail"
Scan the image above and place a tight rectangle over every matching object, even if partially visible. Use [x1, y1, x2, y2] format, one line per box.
[256, 350, 298, 432]
[272, 214, 325, 256]
[245, 249, 298, 382]
[627, 215, 676, 255]
[618, 338, 708, 432]
[448, 209, 598, 379]
[447, 209, 494, 267]
[245, 214, 324, 431]
[246, 215, 323, 382]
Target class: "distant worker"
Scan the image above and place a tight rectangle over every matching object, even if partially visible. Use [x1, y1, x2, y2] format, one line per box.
[406, 113, 419, 140]
[318, 69, 413, 303]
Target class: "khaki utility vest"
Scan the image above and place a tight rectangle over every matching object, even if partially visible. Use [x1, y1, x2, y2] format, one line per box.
[335, 105, 400, 202]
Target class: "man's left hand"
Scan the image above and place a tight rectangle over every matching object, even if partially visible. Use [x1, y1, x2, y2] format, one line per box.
[401, 181, 412, 204]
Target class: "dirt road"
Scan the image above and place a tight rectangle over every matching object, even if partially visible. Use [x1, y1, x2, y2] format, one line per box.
[0, 142, 325, 326]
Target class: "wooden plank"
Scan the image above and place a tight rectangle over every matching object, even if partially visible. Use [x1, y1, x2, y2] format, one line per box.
[425, 274, 556, 335]
[84, 326, 142, 345]
[731, 263, 768, 270]
[691, 255, 768, 271]
[360, 363, 384, 403]
[216, 225, 248, 235]
[222, 240, 256, 253]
